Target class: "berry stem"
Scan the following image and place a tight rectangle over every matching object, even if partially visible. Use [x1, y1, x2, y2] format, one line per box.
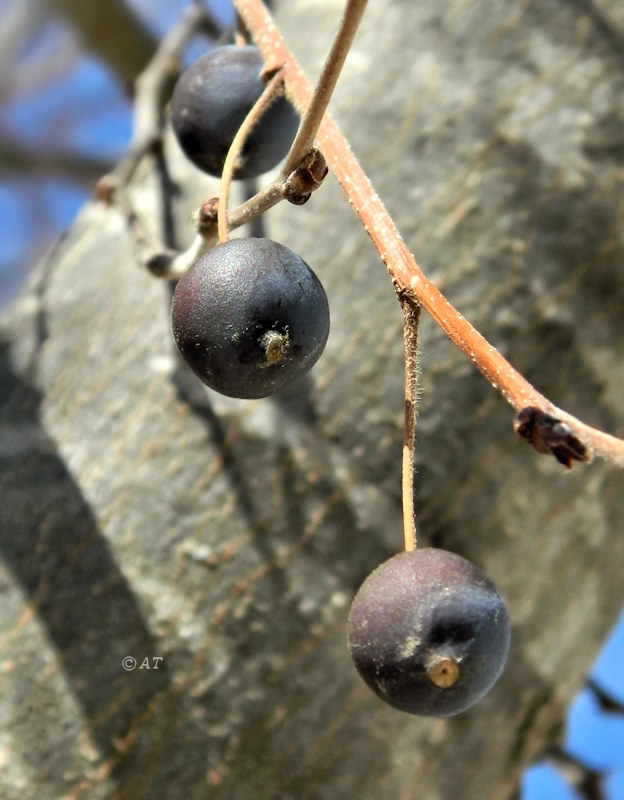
[234, 0, 624, 469]
[217, 68, 286, 244]
[401, 295, 421, 552]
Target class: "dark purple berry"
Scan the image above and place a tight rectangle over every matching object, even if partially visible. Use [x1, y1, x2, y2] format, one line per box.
[171, 44, 299, 179]
[347, 548, 511, 716]
[171, 238, 330, 399]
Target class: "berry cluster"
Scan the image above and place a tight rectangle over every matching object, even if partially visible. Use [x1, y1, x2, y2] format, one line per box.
[169, 42, 510, 718]
[170, 44, 329, 399]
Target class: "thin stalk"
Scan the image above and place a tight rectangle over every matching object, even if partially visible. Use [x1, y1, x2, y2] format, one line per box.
[218, 68, 286, 244]
[401, 297, 421, 551]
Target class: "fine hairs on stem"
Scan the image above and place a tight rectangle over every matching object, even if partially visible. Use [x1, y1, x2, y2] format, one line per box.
[401, 296, 421, 552]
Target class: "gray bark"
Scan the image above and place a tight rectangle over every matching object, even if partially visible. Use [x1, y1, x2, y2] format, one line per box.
[2, 1, 624, 798]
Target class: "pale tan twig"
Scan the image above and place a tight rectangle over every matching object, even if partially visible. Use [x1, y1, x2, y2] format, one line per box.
[124, 1, 209, 184]
[218, 0, 368, 234]
[170, 0, 365, 266]
[401, 296, 421, 551]
[217, 68, 286, 244]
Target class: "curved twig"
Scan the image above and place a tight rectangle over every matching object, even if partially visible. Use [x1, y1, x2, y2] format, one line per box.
[234, 0, 624, 468]
[217, 67, 286, 243]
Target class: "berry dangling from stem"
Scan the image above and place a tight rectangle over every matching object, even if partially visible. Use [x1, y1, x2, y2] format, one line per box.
[171, 237, 329, 399]
[171, 44, 298, 181]
[347, 548, 511, 716]
[346, 294, 511, 718]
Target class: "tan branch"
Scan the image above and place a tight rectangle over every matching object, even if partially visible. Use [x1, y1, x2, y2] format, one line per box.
[234, 0, 624, 468]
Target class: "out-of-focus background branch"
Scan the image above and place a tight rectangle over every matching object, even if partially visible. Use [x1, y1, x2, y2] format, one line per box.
[0, 0, 228, 303]
[47, 0, 158, 81]
[0, 133, 114, 181]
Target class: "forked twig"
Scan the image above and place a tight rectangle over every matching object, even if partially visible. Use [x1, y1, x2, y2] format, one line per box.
[116, 0, 212, 186]
[168, 0, 361, 271]
[97, 0, 219, 275]
[234, 0, 624, 468]
[217, 68, 286, 243]
[217, 0, 366, 233]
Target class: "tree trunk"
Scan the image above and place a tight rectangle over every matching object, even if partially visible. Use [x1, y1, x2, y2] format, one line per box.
[1, 1, 623, 798]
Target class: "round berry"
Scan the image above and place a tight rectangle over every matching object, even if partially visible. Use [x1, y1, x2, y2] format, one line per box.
[171, 44, 299, 179]
[347, 548, 511, 716]
[171, 238, 330, 399]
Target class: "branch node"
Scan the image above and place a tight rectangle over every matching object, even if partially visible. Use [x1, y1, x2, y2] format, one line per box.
[146, 251, 179, 278]
[514, 407, 591, 468]
[95, 175, 120, 205]
[195, 198, 220, 235]
[282, 147, 328, 205]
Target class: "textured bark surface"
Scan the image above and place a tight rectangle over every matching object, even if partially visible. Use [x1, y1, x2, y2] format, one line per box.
[1, 1, 624, 798]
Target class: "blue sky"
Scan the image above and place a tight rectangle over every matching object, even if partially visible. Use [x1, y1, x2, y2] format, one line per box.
[523, 610, 624, 799]
[0, 0, 234, 305]
[0, 1, 622, 796]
